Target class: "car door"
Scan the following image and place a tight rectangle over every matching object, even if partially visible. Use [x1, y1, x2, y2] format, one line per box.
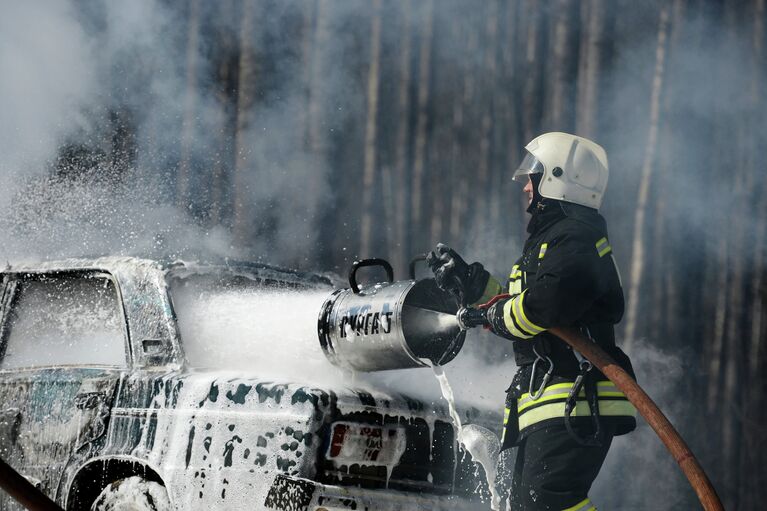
[0, 270, 128, 506]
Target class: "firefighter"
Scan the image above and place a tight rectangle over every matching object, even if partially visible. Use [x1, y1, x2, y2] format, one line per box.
[427, 132, 637, 510]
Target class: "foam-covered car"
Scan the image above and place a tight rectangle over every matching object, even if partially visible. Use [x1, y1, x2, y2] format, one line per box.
[0, 257, 493, 510]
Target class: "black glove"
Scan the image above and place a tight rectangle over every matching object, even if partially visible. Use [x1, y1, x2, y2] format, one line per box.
[426, 243, 490, 304]
[456, 307, 489, 330]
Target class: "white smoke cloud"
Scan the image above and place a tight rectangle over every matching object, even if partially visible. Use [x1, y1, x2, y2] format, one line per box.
[0, 1, 96, 210]
[0, 2, 758, 506]
[591, 340, 697, 508]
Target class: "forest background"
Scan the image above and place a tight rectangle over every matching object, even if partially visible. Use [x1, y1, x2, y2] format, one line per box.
[0, 1, 765, 509]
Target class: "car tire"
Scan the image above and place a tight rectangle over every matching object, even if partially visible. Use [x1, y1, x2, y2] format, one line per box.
[91, 476, 170, 511]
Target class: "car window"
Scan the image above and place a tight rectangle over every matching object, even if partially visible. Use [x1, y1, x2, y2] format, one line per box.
[0, 273, 126, 369]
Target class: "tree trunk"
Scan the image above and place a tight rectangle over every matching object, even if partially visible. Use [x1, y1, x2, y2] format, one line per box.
[521, 0, 543, 144]
[210, 0, 235, 225]
[741, 1, 766, 507]
[299, 0, 316, 149]
[651, 0, 685, 345]
[360, 0, 383, 258]
[516, 0, 545, 228]
[232, 0, 257, 246]
[575, 0, 606, 138]
[501, 0, 527, 241]
[410, 0, 434, 249]
[747, 0, 765, 382]
[449, 14, 478, 242]
[706, 233, 729, 414]
[544, 0, 572, 131]
[623, 4, 670, 348]
[177, 0, 201, 210]
[488, 2, 513, 238]
[721, 166, 747, 510]
[475, 0, 499, 238]
[392, 0, 413, 277]
[308, 0, 329, 160]
[307, 0, 334, 266]
[427, 6, 454, 250]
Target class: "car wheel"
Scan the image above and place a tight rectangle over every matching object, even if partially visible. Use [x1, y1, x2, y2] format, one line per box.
[91, 476, 170, 511]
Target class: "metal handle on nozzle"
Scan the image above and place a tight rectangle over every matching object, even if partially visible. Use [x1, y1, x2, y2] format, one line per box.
[349, 258, 394, 294]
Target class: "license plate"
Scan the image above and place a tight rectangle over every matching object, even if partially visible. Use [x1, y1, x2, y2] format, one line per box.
[327, 422, 405, 466]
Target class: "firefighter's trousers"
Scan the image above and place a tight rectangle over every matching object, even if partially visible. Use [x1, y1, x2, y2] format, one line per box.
[508, 422, 614, 510]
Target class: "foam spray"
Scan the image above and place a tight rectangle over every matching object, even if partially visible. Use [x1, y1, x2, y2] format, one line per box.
[431, 363, 501, 510]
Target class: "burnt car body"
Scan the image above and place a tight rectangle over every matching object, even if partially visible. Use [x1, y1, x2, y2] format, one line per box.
[0, 257, 494, 510]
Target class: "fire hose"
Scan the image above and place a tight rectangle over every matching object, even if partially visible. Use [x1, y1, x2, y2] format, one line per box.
[458, 293, 723, 509]
[0, 456, 62, 510]
[459, 292, 722, 510]
[548, 326, 723, 511]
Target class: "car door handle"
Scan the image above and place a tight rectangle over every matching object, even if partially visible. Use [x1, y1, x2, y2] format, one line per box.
[74, 392, 107, 410]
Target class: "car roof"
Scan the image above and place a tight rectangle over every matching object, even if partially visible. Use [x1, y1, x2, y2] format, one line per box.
[3, 256, 337, 288]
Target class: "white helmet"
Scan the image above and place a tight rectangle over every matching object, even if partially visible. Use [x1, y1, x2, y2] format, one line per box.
[512, 132, 609, 209]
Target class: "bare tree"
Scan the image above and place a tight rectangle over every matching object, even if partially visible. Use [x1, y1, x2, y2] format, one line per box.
[449, 13, 478, 241]
[360, 0, 383, 258]
[410, 0, 434, 247]
[232, 0, 257, 246]
[747, 0, 765, 384]
[501, 0, 528, 241]
[740, 1, 766, 507]
[177, 0, 201, 210]
[575, 0, 606, 138]
[623, 4, 670, 348]
[308, 0, 329, 162]
[474, 0, 500, 236]
[209, 0, 236, 225]
[650, 0, 685, 344]
[521, 0, 543, 144]
[544, 0, 572, 130]
[392, 0, 413, 276]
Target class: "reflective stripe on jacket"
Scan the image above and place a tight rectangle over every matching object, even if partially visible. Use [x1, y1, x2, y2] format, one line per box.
[490, 201, 636, 447]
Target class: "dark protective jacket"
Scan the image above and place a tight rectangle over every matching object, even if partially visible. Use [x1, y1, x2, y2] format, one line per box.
[476, 200, 637, 450]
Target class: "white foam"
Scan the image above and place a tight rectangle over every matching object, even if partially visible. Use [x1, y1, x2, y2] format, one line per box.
[431, 364, 501, 510]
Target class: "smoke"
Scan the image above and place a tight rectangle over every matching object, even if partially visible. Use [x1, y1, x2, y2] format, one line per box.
[358, 328, 517, 416]
[590, 6, 764, 505]
[173, 273, 516, 416]
[601, 1, 765, 272]
[0, 1, 95, 211]
[0, 0, 217, 262]
[0, 0, 339, 266]
[0, 171, 236, 261]
[591, 340, 698, 508]
[1, 0, 763, 505]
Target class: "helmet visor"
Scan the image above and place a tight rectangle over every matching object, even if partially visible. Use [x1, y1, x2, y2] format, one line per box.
[512, 152, 544, 183]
